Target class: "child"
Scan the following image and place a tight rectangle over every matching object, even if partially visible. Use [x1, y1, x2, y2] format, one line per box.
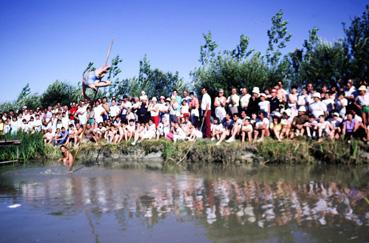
[241, 117, 253, 144]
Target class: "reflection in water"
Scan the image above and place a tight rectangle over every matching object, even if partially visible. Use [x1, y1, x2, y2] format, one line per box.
[1, 166, 369, 242]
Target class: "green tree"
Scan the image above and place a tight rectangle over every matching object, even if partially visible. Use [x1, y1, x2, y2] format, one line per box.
[343, 5, 369, 81]
[199, 32, 218, 65]
[266, 10, 292, 82]
[285, 27, 318, 86]
[299, 40, 348, 87]
[111, 55, 186, 98]
[41, 81, 79, 107]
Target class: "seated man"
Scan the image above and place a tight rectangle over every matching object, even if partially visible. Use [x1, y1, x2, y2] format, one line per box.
[82, 65, 111, 100]
[290, 106, 309, 138]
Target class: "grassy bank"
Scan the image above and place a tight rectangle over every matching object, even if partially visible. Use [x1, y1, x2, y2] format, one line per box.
[1, 133, 368, 166]
[73, 138, 369, 166]
[0, 132, 45, 161]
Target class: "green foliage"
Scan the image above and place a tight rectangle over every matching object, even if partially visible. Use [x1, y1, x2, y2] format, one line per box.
[0, 83, 41, 113]
[343, 5, 369, 81]
[193, 52, 269, 96]
[193, 31, 270, 96]
[41, 80, 80, 107]
[266, 10, 292, 82]
[0, 132, 45, 161]
[199, 32, 218, 65]
[299, 40, 349, 87]
[112, 55, 186, 98]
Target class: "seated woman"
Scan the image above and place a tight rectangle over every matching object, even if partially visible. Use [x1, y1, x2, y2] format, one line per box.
[82, 65, 111, 100]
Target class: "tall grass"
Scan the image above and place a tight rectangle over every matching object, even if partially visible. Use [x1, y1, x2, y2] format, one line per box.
[0, 132, 45, 161]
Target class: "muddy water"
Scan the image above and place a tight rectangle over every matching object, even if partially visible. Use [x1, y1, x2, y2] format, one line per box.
[0, 164, 369, 243]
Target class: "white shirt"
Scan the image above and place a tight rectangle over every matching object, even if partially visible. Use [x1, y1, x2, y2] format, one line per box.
[258, 100, 270, 113]
[201, 93, 211, 111]
[61, 116, 69, 129]
[309, 101, 327, 118]
[109, 105, 121, 117]
[77, 105, 88, 125]
[240, 94, 251, 108]
[94, 105, 105, 124]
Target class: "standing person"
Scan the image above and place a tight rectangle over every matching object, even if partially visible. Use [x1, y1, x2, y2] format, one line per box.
[182, 90, 192, 104]
[214, 89, 227, 121]
[269, 88, 280, 113]
[277, 80, 287, 104]
[247, 87, 261, 117]
[189, 92, 200, 128]
[148, 97, 160, 127]
[69, 102, 78, 123]
[240, 87, 251, 113]
[76, 101, 88, 126]
[201, 87, 212, 138]
[109, 99, 121, 120]
[355, 85, 369, 126]
[82, 65, 111, 100]
[227, 87, 240, 115]
[58, 145, 74, 172]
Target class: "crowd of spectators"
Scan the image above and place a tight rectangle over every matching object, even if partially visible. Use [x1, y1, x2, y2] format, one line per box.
[0, 79, 369, 146]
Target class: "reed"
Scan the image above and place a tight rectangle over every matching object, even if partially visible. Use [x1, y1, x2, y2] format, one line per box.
[0, 132, 45, 161]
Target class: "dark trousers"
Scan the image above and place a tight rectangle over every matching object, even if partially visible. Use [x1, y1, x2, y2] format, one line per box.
[201, 109, 211, 138]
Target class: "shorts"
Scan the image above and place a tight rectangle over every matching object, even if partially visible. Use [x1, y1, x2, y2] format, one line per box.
[363, 106, 369, 113]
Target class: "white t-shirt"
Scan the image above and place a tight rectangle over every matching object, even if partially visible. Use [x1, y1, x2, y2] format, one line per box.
[109, 105, 121, 117]
[309, 101, 327, 118]
[240, 94, 251, 108]
[61, 117, 69, 129]
[201, 93, 211, 111]
[149, 104, 160, 117]
[356, 94, 369, 106]
[258, 100, 270, 113]
[77, 105, 88, 125]
[94, 105, 105, 124]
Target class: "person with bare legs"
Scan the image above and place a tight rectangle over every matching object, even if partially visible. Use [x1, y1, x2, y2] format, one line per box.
[82, 65, 112, 100]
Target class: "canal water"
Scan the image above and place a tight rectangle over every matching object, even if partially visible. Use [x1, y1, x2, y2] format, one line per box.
[0, 164, 368, 243]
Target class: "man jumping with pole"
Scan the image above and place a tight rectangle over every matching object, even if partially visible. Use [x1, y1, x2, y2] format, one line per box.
[82, 41, 114, 100]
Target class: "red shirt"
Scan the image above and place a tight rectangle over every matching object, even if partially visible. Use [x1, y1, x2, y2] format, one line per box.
[69, 107, 77, 120]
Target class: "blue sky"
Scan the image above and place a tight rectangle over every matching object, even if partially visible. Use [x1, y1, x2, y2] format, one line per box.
[0, 0, 367, 102]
